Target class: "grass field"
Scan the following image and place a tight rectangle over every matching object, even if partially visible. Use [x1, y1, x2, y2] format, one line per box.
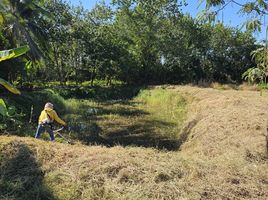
[0, 86, 268, 200]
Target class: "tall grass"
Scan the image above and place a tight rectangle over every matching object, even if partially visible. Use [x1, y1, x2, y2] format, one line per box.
[135, 88, 188, 138]
[136, 88, 187, 123]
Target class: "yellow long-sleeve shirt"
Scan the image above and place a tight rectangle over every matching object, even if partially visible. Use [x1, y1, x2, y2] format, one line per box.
[38, 107, 66, 126]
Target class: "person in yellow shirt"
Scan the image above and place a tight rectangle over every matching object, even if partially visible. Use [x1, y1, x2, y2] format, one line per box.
[35, 102, 66, 141]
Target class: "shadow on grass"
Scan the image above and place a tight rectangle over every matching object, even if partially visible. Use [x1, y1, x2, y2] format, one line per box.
[71, 114, 197, 151]
[101, 118, 198, 151]
[60, 85, 195, 151]
[99, 119, 182, 151]
[0, 141, 55, 200]
[96, 103, 148, 117]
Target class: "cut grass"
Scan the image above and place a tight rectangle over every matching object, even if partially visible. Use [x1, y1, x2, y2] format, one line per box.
[1, 86, 268, 199]
[0, 136, 267, 200]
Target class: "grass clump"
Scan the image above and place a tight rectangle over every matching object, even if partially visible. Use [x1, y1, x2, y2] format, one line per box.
[136, 88, 188, 130]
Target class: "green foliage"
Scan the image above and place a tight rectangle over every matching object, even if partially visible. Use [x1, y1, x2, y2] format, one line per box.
[0, 99, 19, 119]
[0, 78, 21, 95]
[202, 0, 268, 33]
[242, 3, 257, 13]
[202, 0, 268, 93]
[0, 45, 29, 132]
[53, 85, 143, 101]
[0, 46, 29, 94]
[0, 46, 30, 62]
[24, 89, 66, 115]
[205, 0, 225, 7]
[0, 45, 29, 94]
[0, 0, 260, 88]
[242, 47, 268, 95]
[242, 47, 268, 83]
[0, 99, 7, 116]
[242, 68, 262, 83]
[0, 0, 48, 59]
[251, 47, 268, 65]
[245, 19, 262, 32]
[0, 105, 25, 132]
[136, 88, 187, 126]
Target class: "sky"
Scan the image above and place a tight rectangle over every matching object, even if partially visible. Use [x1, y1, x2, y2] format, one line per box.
[68, 0, 266, 41]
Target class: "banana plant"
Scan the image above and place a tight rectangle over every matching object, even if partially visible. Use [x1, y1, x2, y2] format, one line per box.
[0, 45, 29, 116]
[0, 45, 30, 63]
[242, 47, 268, 95]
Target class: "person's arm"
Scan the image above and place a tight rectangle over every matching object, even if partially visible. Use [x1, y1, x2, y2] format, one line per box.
[52, 110, 66, 126]
[38, 110, 46, 124]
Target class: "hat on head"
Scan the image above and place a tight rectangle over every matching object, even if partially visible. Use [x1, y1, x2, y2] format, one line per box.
[44, 102, 54, 109]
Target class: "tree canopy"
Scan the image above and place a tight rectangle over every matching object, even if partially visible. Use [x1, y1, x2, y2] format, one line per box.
[0, 0, 259, 86]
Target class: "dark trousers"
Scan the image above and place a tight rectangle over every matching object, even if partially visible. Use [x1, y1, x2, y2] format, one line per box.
[35, 124, 54, 141]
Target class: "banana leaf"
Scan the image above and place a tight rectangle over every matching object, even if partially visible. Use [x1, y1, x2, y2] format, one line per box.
[0, 14, 4, 25]
[0, 78, 21, 94]
[0, 45, 30, 62]
[0, 98, 7, 116]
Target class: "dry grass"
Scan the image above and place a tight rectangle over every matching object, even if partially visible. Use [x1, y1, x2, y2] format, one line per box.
[192, 80, 260, 91]
[1, 86, 268, 199]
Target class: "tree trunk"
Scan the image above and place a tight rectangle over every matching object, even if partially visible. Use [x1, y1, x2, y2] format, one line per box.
[52, 44, 61, 82]
[90, 66, 96, 86]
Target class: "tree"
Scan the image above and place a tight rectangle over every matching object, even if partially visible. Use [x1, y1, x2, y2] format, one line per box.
[0, 0, 257, 86]
[203, 23, 256, 82]
[0, 0, 48, 59]
[242, 47, 268, 93]
[113, 0, 185, 84]
[200, 0, 265, 85]
[201, 0, 268, 33]
[40, 0, 73, 83]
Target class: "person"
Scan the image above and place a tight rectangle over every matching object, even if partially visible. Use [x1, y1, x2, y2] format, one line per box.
[35, 102, 66, 141]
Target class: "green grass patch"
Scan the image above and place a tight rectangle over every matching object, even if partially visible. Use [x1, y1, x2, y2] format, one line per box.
[135, 88, 188, 131]
[63, 87, 189, 150]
